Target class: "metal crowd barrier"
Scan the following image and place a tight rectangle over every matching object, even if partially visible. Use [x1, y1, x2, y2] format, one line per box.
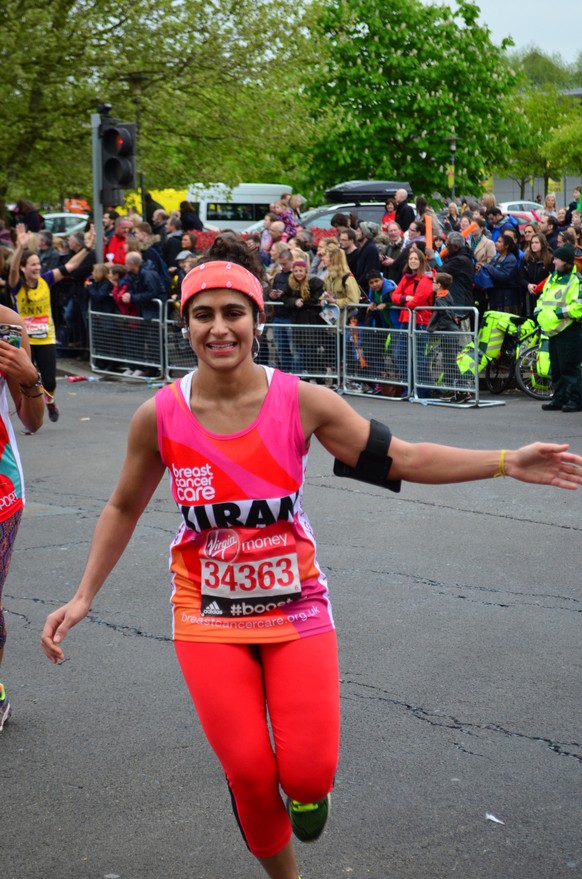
[339, 304, 410, 398]
[410, 307, 504, 408]
[164, 300, 197, 379]
[88, 300, 164, 378]
[89, 300, 503, 409]
[163, 300, 340, 385]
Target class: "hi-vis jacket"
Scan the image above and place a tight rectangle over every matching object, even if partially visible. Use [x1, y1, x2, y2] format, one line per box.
[534, 270, 582, 336]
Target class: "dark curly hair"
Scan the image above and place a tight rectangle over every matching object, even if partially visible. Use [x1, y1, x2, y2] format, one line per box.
[180, 234, 268, 323]
[200, 234, 267, 283]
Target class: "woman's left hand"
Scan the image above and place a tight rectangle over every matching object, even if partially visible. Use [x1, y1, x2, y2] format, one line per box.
[506, 443, 582, 490]
[0, 340, 39, 386]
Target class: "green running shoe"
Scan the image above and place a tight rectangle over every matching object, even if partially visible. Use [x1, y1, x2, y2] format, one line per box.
[287, 794, 330, 843]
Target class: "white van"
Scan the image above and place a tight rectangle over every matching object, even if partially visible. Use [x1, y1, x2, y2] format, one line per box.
[185, 183, 291, 230]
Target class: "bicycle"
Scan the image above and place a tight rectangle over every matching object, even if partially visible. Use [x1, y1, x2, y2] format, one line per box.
[515, 340, 553, 400]
[484, 315, 552, 400]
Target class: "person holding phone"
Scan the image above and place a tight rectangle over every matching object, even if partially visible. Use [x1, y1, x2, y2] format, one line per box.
[0, 306, 45, 730]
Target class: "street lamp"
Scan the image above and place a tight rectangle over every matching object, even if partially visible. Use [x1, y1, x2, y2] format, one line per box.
[445, 133, 459, 202]
[121, 72, 148, 219]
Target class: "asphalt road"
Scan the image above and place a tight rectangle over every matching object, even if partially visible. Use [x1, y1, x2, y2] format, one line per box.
[2, 379, 581, 879]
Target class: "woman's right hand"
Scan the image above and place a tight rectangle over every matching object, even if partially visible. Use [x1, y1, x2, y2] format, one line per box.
[41, 596, 92, 663]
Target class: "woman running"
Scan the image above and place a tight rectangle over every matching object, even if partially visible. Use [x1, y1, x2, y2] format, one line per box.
[41, 238, 582, 879]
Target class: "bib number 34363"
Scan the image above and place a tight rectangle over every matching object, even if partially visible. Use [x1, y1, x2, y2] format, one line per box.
[200, 555, 301, 617]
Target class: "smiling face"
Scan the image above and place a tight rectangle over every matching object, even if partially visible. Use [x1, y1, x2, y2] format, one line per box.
[387, 223, 401, 244]
[22, 252, 42, 285]
[292, 264, 307, 282]
[407, 250, 420, 272]
[184, 289, 260, 369]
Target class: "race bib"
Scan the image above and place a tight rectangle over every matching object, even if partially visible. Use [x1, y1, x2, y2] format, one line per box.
[23, 315, 49, 339]
[199, 527, 301, 617]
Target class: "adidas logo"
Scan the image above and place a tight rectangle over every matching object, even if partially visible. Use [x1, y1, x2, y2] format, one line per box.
[203, 601, 223, 616]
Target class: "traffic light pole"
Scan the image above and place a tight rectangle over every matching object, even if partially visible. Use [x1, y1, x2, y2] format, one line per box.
[134, 98, 147, 221]
[91, 113, 104, 261]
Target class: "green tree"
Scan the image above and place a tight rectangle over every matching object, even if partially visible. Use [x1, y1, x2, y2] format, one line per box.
[544, 116, 582, 176]
[511, 48, 571, 88]
[299, 0, 525, 199]
[0, 0, 313, 207]
[497, 86, 577, 196]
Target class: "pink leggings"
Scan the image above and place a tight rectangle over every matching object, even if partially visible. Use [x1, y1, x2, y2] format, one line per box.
[175, 631, 340, 858]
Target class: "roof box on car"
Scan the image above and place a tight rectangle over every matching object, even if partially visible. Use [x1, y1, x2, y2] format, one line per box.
[324, 180, 413, 204]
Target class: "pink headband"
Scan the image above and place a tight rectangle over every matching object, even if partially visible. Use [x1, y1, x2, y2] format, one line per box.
[292, 259, 307, 268]
[180, 260, 264, 315]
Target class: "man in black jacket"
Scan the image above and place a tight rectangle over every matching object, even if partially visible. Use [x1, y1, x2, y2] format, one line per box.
[394, 188, 415, 232]
[442, 232, 475, 320]
[339, 228, 359, 276]
[122, 252, 164, 318]
[162, 216, 184, 270]
[355, 222, 381, 292]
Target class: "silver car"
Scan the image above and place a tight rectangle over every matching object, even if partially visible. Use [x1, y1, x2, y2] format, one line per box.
[42, 213, 90, 236]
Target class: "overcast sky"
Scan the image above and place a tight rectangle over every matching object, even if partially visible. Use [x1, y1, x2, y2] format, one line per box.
[421, 0, 582, 64]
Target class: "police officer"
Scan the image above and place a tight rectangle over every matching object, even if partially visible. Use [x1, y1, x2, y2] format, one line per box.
[536, 244, 582, 412]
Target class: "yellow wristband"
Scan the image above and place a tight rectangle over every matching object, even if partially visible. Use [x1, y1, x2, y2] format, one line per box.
[493, 449, 507, 478]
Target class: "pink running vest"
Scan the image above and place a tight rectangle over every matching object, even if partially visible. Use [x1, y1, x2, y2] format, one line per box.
[156, 367, 334, 643]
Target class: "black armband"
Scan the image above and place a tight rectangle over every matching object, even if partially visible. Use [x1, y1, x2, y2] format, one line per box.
[333, 419, 401, 493]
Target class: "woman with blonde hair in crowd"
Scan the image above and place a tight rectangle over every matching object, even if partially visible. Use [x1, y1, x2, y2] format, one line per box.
[285, 259, 327, 375]
[319, 241, 360, 308]
[443, 201, 461, 233]
[289, 194, 303, 221]
[481, 193, 497, 212]
[544, 193, 557, 216]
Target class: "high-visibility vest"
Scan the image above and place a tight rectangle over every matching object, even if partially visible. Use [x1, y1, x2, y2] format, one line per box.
[535, 272, 582, 336]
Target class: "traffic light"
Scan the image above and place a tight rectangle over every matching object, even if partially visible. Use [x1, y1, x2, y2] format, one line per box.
[99, 117, 137, 205]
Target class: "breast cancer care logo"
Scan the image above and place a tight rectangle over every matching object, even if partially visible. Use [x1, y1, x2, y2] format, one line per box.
[204, 529, 241, 563]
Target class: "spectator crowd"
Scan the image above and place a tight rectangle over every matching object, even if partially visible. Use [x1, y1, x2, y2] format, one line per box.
[1, 186, 581, 403]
